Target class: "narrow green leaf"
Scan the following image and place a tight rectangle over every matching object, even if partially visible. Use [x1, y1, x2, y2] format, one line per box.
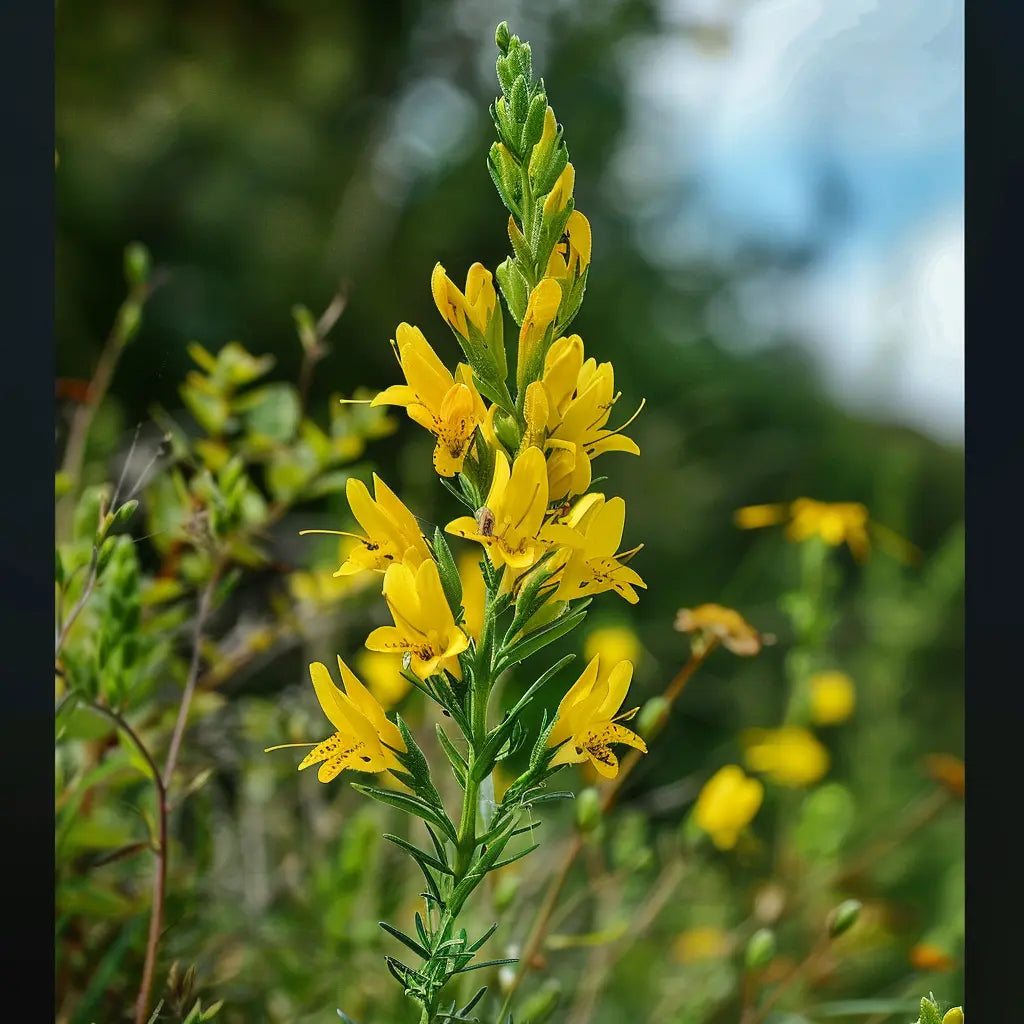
[379, 921, 430, 960]
[382, 833, 452, 875]
[432, 527, 464, 616]
[350, 784, 458, 843]
[496, 609, 587, 673]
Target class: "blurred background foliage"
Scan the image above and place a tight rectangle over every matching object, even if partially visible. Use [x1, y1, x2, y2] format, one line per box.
[56, 1, 963, 1022]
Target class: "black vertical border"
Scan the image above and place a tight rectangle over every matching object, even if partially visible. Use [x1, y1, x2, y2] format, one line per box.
[0, 0, 56, 1003]
[966, 2, 1024, 1021]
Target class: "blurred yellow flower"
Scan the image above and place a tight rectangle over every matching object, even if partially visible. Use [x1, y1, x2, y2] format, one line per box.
[674, 603, 763, 656]
[924, 753, 965, 799]
[584, 623, 642, 667]
[673, 926, 731, 963]
[693, 765, 764, 850]
[547, 655, 647, 778]
[457, 550, 487, 641]
[366, 560, 469, 680]
[264, 656, 405, 783]
[909, 943, 956, 973]
[355, 649, 410, 710]
[734, 497, 920, 563]
[809, 670, 856, 725]
[743, 726, 829, 788]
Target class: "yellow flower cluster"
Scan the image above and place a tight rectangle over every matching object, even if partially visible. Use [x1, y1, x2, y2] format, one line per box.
[268, 114, 647, 782]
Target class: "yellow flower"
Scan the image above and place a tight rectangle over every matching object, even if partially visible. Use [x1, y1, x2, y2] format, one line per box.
[693, 765, 764, 850]
[366, 560, 470, 680]
[673, 927, 732, 963]
[264, 656, 406, 783]
[446, 447, 578, 573]
[546, 358, 642, 501]
[734, 497, 920, 563]
[355, 649, 410, 710]
[299, 474, 430, 576]
[546, 655, 647, 778]
[517, 278, 563, 391]
[584, 623, 642, 667]
[457, 550, 487, 641]
[549, 494, 646, 605]
[543, 162, 575, 215]
[540, 334, 584, 428]
[545, 209, 592, 281]
[809, 670, 856, 725]
[371, 323, 487, 477]
[431, 262, 496, 337]
[743, 726, 829, 788]
[674, 603, 763, 656]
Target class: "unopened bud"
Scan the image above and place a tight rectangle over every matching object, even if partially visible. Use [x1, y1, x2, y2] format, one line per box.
[124, 242, 151, 286]
[495, 21, 511, 54]
[745, 928, 776, 969]
[637, 696, 670, 739]
[575, 786, 601, 832]
[941, 1009, 964, 1024]
[827, 898, 861, 938]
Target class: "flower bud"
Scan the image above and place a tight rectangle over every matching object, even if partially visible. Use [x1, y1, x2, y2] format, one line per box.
[941, 1009, 964, 1024]
[745, 928, 776, 969]
[827, 898, 861, 938]
[124, 241, 151, 286]
[637, 696, 670, 739]
[575, 786, 601, 832]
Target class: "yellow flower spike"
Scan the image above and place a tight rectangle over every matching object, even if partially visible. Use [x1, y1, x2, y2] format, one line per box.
[693, 765, 764, 850]
[673, 603, 764, 656]
[298, 473, 431, 576]
[546, 358, 643, 501]
[355, 649, 411, 710]
[264, 656, 406, 783]
[446, 447, 579, 572]
[457, 551, 487, 641]
[543, 162, 575, 216]
[743, 726, 830, 788]
[517, 278, 563, 390]
[734, 497, 921, 564]
[551, 494, 647, 604]
[371, 323, 487, 477]
[809, 670, 856, 725]
[431, 262, 497, 337]
[546, 655, 647, 778]
[366, 560, 470, 680]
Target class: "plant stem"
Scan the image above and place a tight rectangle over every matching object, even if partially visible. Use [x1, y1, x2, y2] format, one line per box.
[497, 641, 716, 1017]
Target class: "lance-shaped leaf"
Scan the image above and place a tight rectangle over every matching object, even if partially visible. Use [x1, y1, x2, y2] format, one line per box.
[495, 608, 588, 673]
[391, 716, 446, 810]
[382, 833, 453, 876]
[350, 784, 458, 844]
[436, 724, 469, 788]
[379, 921, 430, 961]
[432, 528, 464, 618]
